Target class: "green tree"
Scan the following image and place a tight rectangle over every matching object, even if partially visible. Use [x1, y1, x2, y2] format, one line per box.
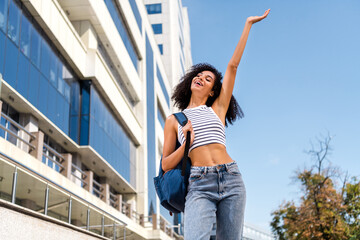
[271, 135, 360, 240]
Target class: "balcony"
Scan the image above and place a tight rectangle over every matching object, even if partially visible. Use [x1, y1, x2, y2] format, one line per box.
[0, 99, 182, 239]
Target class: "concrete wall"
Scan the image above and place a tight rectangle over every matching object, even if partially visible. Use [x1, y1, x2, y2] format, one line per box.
[0, 201, 103, 240]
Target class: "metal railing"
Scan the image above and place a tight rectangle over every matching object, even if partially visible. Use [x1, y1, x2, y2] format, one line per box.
[109, 192, 118, 208]
[71, 163, 88, 188]
[92, 179, 104, 199]
[42, 143, 64, 172]
[0, 112, 36, 150]
[0, 151, 127, 240]
[121, 201, 130, 217]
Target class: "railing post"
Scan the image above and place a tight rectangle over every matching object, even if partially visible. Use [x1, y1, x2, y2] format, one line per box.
[84, 170, 93, 193]
[160, 216, 165, 231]
[11, 166, 18, 204]
[18, 114, 37, 153]
[29, 131, 44, 161]
[152, 214, 157, 230]
[44, 184, 49, 215]
[100, 177, 110, 205]
[139, 214, 144, 227]
[101, 215, 105, 236]
[61, 153, 72, 178]
[68, 196, 72, 224]
[116, 194, 122, 212]
[127, 203, 132, 219]
[86, 207, 90, 231]
[113, 222, 116, 240]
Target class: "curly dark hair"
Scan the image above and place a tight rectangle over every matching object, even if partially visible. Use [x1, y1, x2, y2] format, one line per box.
[172, 63, 244, 126]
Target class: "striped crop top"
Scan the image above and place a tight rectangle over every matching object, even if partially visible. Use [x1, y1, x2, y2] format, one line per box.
[178, 105, 226, 152]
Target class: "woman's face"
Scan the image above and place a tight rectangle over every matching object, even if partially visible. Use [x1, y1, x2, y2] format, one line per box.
[191, 70, 216, 98]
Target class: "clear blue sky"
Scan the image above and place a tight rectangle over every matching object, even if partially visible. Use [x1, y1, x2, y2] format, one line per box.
[182, 0, 360, 232]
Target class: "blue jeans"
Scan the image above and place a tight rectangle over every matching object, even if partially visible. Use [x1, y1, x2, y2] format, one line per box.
[184, 161, 246, 240]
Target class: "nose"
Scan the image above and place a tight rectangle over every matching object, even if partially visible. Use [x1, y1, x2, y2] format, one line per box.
[197, 75, 205, 82]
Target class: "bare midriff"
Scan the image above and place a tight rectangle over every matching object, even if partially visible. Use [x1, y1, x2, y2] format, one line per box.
[189, 143, 234, 167]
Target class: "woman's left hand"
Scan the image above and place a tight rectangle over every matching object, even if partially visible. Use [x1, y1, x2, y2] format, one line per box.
[247, 9, 270, 24]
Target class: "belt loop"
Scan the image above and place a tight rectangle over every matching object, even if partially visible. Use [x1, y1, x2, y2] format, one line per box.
[204, 167, 207, 175]
[225, 163, 229, 172]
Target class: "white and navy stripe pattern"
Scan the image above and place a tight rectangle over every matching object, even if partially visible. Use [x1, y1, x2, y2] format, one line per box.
[178, 105, 226, 152]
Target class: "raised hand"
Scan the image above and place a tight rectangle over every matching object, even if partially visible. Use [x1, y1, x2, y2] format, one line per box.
[247, 9, 270, 24]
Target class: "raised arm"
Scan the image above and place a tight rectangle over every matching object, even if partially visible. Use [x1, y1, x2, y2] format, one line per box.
[213, 9, 270, 118]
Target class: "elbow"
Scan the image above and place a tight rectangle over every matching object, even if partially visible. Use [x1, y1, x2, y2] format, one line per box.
[228, 63, 238, 71]
[161, 159, 169, 172]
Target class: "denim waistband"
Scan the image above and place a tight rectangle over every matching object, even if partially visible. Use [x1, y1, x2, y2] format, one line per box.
[190, 161, 237, 174]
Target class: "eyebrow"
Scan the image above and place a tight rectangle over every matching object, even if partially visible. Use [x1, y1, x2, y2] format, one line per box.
[198, 72, 214, 80]
[205, 74, 214, 80]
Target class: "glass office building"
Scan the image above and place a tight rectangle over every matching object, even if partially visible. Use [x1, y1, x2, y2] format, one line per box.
[0, 0, 185, 239]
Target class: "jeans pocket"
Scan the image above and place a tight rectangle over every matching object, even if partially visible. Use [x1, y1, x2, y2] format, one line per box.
[189, 172, 204, 183]
[227, 167, 241, 176]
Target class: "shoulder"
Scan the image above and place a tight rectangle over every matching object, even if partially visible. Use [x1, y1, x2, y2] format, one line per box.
[166, 114, 176, 123]
[165, 114, 178, 130]
[164, 114, 178, 138]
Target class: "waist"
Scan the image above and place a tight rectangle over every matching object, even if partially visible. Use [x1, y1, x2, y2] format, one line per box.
[189, 144, 233, 167]
[190, 161, 238, 173]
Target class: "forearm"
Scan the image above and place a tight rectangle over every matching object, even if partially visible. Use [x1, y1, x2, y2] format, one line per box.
[229, 20, 253, 68]
[162, 143, 186, 172]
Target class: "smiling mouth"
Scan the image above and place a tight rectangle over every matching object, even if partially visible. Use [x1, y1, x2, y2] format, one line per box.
[194, 80, 203, 86]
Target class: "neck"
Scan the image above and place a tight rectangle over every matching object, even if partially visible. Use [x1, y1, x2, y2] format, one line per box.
[187, 96, 208, 109]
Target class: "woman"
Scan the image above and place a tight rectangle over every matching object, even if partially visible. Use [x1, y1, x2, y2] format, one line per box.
[161, 9, 270, 239]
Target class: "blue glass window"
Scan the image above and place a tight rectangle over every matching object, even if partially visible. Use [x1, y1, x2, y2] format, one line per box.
[70, 81, 80, 115]
[80, 115, 89, 145]
[49, 50, 58, 87]
[16, 52, 30, 98]
[0, 31, 5, 74]
[152, 24, 162, 34]
[146, 4, 161, 14]
[55, 92, 62, 129]
[128, 0, 142, 32]
[0, 1, 77, 137]
[40, 40, 51, 79]
[0, 0, 8, 33]
[30, 26, 41, 68]
[20, 13, 31, 57]
[64, 81, 71, 103]
[158, 44, 163, 55]
[81, 82, 90, 115]
[3, 39, 19, 88]
[69, 81, 80, 142]
[62, 66, 72, 103]
[38, 75, 49, 115]
[7, 0, 21, 45]
[57, 61, 65, 94]
[28, 63, 39, 106]
[85, 85, 135, 185]
[156, 65, 170, 106]
[63, 102, 70, 132]
[69, 116, 79, 142]
[47, 85, 57, 122]
[104, 0, 139, 71]
[79, 81, 90, 145]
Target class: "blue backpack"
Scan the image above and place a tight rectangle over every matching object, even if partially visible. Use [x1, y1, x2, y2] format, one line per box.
[153, 112, 191, 213]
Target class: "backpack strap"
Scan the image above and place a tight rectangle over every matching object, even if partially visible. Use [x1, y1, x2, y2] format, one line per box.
[173, 112, 191, 176]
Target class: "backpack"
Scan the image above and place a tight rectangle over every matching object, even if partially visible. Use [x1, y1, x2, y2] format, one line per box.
[153, 112, 191, 213]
